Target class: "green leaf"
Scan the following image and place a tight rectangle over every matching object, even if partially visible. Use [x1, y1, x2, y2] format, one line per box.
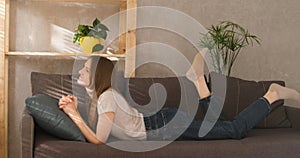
[77, 24, 85, 31]
[93, 18, 101, 28]
[73, 34, 78, 43]
[98, 23, 109, 31]
[95, 30, 108, 40]
[88, 29, 97, 37]
[77, 25, 90, 36]
[92, 44, 104, 52]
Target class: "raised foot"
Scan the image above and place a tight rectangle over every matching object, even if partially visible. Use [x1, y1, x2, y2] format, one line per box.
[268, 83, 300, 103]
[186, 53, 205, 82]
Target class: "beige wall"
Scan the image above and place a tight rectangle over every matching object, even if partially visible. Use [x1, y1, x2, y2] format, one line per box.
[8, 0, 300, 157]
[136, 0, 300, 103]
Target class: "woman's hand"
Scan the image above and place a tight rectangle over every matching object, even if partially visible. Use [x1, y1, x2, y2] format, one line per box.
[58, 95, 78, 116]
[59, 95, 105, 144]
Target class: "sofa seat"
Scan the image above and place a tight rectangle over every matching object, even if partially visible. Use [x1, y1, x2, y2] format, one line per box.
[33, 127, 300, 158]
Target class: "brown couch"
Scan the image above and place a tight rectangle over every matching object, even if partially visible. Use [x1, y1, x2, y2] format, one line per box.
[21, 72, 300, 158]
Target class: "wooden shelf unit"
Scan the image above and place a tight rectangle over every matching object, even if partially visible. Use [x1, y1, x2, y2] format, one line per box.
[6, 51, 126, 58]
[32, 0, 127, 5]
[0, 0, 137, 158]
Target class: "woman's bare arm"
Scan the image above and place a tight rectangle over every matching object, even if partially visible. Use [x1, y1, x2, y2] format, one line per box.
[96, 112, 115, 143]
[59, 96, 115, 144]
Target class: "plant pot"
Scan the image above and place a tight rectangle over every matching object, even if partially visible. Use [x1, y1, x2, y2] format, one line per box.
[80, 37, 104, 54]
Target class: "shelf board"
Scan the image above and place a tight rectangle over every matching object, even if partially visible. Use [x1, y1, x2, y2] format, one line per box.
[31, 0, 127, 5]
[6, 52, 125, 58]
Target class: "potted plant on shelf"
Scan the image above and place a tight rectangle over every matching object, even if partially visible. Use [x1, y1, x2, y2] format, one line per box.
[199, 21, 261, 76]
[73, 18, 109, 54]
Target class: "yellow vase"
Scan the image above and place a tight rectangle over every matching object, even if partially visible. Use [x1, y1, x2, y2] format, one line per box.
[80, 37, 104, 54]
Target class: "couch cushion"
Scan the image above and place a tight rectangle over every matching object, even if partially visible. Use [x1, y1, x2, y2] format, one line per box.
[124, 77, 200, 118]
[34, 128, 300, 158]
[25, 94, 86, 141]
[209, 72, 291, 128]
[127, 77, 181, 108]
[31, 72, 91, 123]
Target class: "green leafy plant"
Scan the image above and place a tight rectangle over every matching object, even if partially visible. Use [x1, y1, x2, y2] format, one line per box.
[73, 18, 109, 52]
[200, 21, 261, 76]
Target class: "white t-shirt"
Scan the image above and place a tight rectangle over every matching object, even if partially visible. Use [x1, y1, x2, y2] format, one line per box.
[97, 88, 147, 140]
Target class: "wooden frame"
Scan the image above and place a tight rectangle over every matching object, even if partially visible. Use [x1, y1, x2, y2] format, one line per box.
[0, 0, 137, 157]
[0, 0, 9, 157]
[33, 0, 127, 5]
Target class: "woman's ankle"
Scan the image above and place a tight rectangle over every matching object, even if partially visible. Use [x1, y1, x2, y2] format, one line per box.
[263, 90, 278, 105]
[195, 76, 211, 99]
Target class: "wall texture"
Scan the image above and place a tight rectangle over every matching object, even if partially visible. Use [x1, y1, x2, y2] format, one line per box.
[135, 0, 300, 104]
[8, 0, 300, 157]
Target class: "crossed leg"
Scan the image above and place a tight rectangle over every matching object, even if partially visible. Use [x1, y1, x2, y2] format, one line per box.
[183, 51, 300, 140]
[186, 52, 300, 106]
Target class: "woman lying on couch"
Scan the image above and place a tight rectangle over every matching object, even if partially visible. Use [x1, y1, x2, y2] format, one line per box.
[58, 54, 300, 144]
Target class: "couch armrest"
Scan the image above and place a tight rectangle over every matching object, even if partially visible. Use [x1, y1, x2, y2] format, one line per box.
[286, 106, 300, 129]
[21, 109, 35, 158]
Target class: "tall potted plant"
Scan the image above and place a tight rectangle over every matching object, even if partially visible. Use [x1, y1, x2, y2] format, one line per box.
[73, 18, 109, 54]
[200, 21, 261, 76]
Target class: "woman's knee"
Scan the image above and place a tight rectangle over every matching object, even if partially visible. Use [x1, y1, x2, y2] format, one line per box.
[229, 123, 247, 139]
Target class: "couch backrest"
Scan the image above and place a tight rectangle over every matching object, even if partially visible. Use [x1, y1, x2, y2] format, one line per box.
[31, 72, 291, 129]
[119, 76, 200, 117]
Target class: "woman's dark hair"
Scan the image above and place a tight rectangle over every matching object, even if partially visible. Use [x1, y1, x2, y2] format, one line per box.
[89, 56, 114, 98]
[87, 56, 114, 130]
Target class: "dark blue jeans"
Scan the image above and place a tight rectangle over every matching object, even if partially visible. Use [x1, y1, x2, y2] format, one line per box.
[143, 95, 271, 140]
